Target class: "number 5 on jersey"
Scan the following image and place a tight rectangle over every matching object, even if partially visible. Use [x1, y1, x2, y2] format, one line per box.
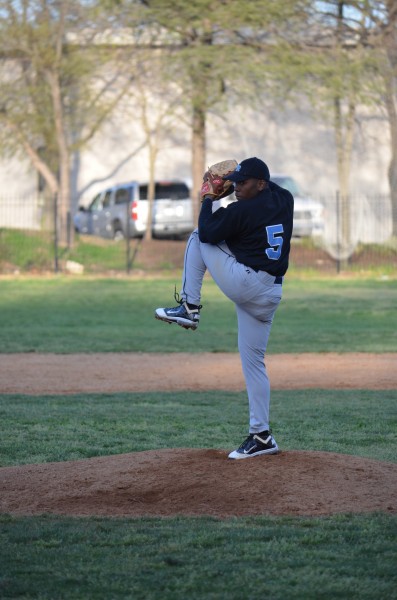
[265, 224, 284, 260]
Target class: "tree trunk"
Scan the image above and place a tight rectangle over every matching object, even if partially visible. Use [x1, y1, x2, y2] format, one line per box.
[145, 146, 157, 242]
[46, 68, 72, 247]
[384, 79, 397, 236]
[334, 95, 355, 250]
[332, 0, 355, 257]
[191, 104, 206, 226]
[384, 1, 397, 236]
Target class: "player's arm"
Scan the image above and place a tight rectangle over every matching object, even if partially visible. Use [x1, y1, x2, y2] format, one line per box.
[198, 197, 241, 244]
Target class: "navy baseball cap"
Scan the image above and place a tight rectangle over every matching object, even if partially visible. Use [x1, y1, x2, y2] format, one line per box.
[223, 157, 270, 182]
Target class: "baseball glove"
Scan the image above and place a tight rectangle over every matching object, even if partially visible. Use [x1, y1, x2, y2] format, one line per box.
[200, 159, 238, 201]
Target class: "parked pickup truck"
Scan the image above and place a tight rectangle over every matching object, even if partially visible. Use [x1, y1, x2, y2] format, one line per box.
[74, 180, 194, 240]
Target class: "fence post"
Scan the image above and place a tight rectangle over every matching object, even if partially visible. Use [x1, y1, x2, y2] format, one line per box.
[126, 201, 131, 274]
[54, 192, 59, 274]
[67, 210, 71, 250]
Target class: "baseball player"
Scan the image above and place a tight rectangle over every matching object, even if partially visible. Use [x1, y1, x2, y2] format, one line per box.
[155, 157, 294, 459]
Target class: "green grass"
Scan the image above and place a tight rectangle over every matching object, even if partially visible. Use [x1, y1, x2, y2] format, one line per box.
[0, 229, 55, 271]
[1, 390, 396, 467]
[0, 277, 396, 353]
[1, 513, 396, 600]
[0, 229, 131, 273]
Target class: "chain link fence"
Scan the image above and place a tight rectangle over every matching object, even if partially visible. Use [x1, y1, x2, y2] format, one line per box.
[0, 193, 396, 275]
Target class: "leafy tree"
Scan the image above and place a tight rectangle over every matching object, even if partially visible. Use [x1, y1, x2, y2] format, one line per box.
[131, 55, 186, 241]
[348, 0, 397, 235]
[0, 0, 132, 245]
[259, 0, 384, 255]
[305, 0, 397, 238]
[118, 0, 310, 223]
[311, 1, 369, 249]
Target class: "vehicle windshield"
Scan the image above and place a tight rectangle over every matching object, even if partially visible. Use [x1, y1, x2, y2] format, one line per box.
[89, 193, 103, 210]
[140, 183, 189, 200]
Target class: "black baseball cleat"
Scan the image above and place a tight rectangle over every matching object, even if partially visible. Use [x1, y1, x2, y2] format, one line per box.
[155, 301, 201, 330]
[228, 431, 279, 459]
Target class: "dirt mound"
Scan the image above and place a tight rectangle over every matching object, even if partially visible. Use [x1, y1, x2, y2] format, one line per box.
[1, 449, 396, 518]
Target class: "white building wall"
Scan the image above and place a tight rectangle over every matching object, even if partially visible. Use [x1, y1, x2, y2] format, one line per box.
[0, 158, 39, 229]
[0, 157, 37, 198]
[209, 103, 390, 197]
[0, 98, 391, 209]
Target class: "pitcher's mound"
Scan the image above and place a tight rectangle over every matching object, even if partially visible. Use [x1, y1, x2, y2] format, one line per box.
[1, 449, 396, 517]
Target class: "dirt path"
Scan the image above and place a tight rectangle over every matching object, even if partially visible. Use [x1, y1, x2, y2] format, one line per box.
[1, 352, 396, 394]
[1, 352, 396, 518]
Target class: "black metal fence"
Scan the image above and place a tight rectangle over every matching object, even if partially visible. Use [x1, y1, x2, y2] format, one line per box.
[0, 194, 396, 275]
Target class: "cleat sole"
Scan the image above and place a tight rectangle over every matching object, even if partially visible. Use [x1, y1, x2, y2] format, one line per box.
[155, 313, 197, 330]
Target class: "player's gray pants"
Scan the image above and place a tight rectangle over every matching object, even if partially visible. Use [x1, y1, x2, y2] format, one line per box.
[180, 229, 282, 433]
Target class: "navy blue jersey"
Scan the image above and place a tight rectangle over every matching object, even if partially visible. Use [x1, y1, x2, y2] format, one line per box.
[198, 181, 293, 276]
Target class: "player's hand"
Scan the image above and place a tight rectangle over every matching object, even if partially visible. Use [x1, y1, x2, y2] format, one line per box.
[200, 159, 238, 202]
[200, 172, 226, 200]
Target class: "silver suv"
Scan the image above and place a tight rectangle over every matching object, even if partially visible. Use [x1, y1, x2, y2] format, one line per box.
[74, 180, 194, 240]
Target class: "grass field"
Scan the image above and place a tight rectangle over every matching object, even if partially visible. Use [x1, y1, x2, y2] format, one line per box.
[1, 513, 395, 600]
[1, 390, 396, 467]
[0, 276, 396, 599]
[0, 277, 396, 353]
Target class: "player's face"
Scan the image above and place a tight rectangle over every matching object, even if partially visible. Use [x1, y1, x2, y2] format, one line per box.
[234, 178, 266, 200]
